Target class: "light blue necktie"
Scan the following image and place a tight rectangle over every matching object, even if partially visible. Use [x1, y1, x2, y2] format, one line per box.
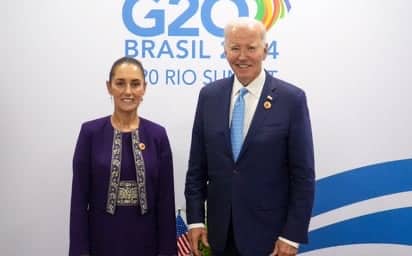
[231, 87, 248, 161]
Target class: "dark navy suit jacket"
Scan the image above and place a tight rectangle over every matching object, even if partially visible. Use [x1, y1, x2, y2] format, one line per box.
[185, 72, 315, 255]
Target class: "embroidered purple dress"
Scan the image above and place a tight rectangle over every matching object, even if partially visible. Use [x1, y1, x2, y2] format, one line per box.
[69, 116, 177, 256]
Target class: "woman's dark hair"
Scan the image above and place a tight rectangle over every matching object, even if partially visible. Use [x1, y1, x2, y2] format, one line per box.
[108, 57, 145, 82]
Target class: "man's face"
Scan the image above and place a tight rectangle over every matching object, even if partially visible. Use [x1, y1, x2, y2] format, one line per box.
[224, 25, 268, 85]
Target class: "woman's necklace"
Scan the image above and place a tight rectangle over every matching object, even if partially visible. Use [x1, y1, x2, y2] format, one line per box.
[111, 115, 139, 132]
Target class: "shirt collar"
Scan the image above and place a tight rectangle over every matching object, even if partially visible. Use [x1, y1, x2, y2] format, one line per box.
[232, 69, 266, 98]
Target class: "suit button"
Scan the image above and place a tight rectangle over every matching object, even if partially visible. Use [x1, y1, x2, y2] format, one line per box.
[233, 169, 239, 174]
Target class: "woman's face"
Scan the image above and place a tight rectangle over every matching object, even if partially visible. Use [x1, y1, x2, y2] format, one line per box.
[107, 63, 146, 114]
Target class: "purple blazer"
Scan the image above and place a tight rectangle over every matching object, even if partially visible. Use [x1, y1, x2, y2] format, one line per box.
[70, 116, 177, 256]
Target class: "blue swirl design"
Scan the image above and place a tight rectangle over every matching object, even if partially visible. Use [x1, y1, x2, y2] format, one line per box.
[300, 159, 412, 253]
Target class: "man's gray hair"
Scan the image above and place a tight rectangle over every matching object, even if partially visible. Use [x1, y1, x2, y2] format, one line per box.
[223, 17, 267, 45]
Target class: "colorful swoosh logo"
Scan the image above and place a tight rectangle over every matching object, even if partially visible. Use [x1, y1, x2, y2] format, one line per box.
[254, 0, 292, 30]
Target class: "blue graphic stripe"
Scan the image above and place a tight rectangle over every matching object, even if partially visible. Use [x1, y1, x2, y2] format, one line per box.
[313, 159, 412, 216]
[284, 0, 292, 11]
[301, 207, 412, 253]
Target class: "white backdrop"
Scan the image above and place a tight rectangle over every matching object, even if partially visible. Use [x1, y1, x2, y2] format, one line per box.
[1, 0, 411, 255]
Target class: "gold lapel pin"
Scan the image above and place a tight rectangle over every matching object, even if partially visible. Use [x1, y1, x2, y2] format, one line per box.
[139, 142, 146, 151]
[264, 100, 272, 110]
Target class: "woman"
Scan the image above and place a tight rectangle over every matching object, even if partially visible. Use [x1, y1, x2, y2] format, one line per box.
[69, 57, 177, 256]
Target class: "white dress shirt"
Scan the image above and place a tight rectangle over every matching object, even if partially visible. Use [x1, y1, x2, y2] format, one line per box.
[229, 69, 265, 139]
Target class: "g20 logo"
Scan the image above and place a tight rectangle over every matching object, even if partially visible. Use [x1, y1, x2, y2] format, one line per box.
[122, 0, 291, 37]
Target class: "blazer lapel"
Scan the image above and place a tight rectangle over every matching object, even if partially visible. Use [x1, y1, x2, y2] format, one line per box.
[218, 77, 235, 158]
[238, 73, 278, 159]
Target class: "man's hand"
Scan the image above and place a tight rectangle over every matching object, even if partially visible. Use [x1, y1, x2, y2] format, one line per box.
[269, 239, 298, 256]
[188, 227, 209, 256]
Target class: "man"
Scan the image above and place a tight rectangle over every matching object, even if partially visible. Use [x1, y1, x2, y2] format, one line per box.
[184, 17, 315, 256]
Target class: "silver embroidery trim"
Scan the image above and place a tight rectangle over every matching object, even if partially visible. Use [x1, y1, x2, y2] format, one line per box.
[106, 129, 148, 215]
[106, 129, 122, 214]
[132, 129, 148, 215]
[117, 180, 138, 206]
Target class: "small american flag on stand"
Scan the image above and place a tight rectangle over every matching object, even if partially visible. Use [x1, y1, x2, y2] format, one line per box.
[176, 209, 192, 256]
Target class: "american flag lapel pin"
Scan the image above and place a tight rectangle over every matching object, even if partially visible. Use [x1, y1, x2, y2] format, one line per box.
[264, 95, 272, 110]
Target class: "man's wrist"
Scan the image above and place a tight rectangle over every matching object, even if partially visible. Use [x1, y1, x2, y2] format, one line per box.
[188, 223, 205, 229]
[278, 236, 299, 248]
